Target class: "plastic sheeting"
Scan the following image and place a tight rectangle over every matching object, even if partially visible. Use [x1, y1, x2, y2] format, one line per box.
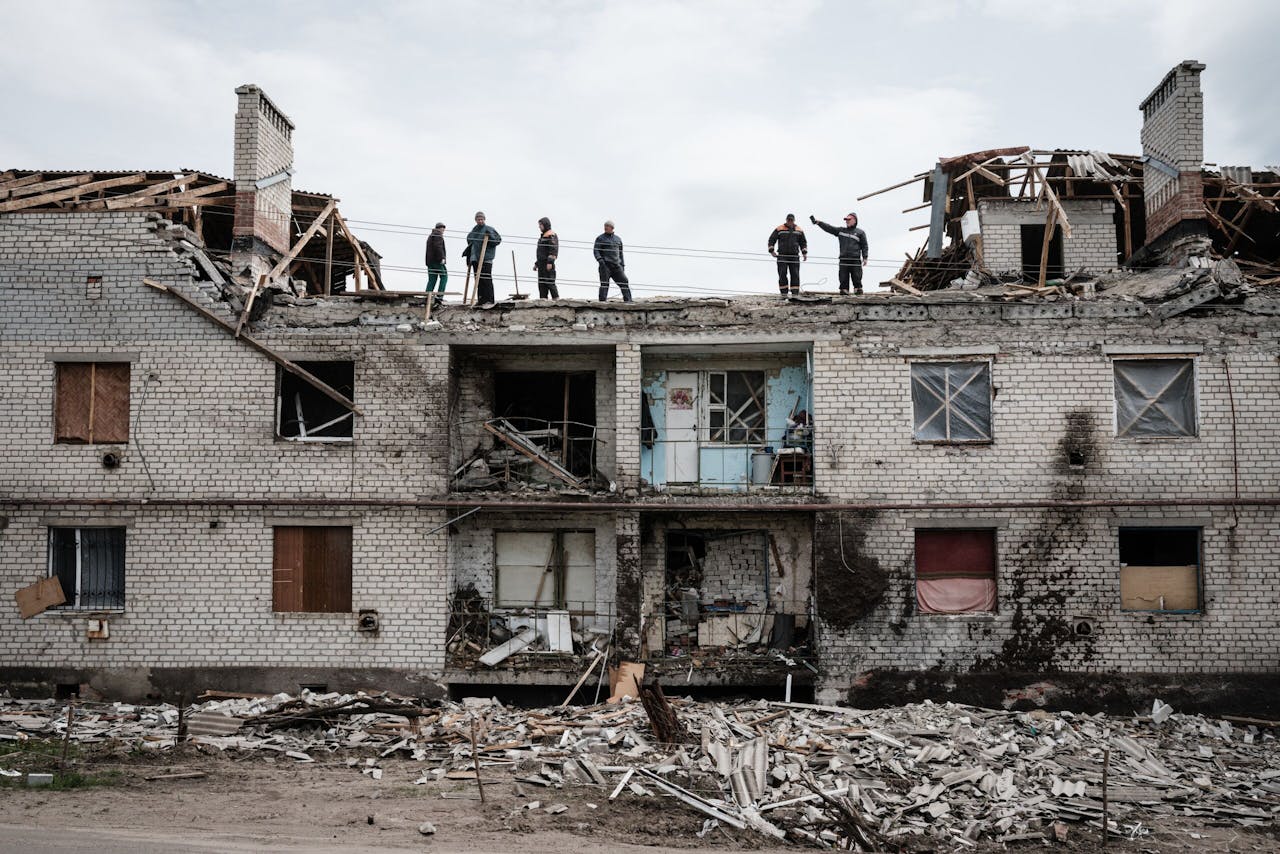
[1114, 359, 1196, 438]
[911, 362, 991, 442]
[917, 577, 997, 614]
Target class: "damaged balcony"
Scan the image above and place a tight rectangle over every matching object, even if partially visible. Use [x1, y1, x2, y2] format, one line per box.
[640, 344, 814, 495]
[640, 513, 816, 688]
[450, 347, 617, 495]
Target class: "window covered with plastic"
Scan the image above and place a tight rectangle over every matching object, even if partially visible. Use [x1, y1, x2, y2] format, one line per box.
[1113, 359, 1196, 438]
[911, 362, 991, 442]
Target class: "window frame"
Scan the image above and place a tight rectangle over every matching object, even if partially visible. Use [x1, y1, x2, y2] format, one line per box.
[493, 529, 597, 614]
[46, 526, 127, 610]
[53, 361, 131, 445]
[913, 528, 998, 616]
[1111, 356, 1199, 440]
[271, 525, 354, 613]
[275, 360, 356, 443]
[1117, 526, 1203, 613]
[910, 360, 994, 444]
[703, 370, 767, 446]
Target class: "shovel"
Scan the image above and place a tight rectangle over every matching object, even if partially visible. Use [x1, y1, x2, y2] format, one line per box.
[510, 250, 528, 301]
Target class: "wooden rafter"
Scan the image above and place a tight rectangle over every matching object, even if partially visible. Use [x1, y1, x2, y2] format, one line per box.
[0, 173, 146, 213]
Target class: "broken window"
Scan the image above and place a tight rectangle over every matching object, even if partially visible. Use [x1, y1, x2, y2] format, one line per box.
[1119, 527, 1200, 611]
[54, 362, 130, 444]
[494, 530, 596, 612]
[493, 371, 597, 478]
[276, 361, 355, 441]
[911, 362, 992, 442]
[1113, 358, 1196, 438]
[48, 527, 126, 609]
[706, 371, 766, 444]
[915, 529, 997, 614]
[272, 526, 353, 613]
[1020, 222, 1064, 279]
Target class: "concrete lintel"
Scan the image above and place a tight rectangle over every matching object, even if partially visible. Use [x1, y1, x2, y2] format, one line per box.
[1103, 343, 1203, 356]
[1109, 516, 1214, 528]
[905, 516, 1009, 529]
[264, 515, 362, 526]
[45, 352, 140, 363]
[899, 345, 998, 358]
[39, 516, 135, 527]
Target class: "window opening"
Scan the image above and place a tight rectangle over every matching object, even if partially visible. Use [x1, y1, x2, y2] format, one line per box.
[1020, 222, 1064, 279]
[1113, 359, 1196, 438]
[48, 527, 126, 609]
[915, 529, 997, 614]
[494, 530, 596, 613]
[55, 362, 130, 444]
[272, 526, 353, 612]
[911, 362, 992, 442]
[706, 371, 766, 444]
[277, 361, 355, 440]
[493, 371, 596, 478]
[1119, 527, 1200, 611]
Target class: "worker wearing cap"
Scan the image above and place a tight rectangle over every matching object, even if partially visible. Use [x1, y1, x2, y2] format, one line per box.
[768, 213, 808, 296]
[594, 220, 632, 302]
[811, 212, 869, 294]
[534, 217, 560, 299]
[461, 211, 502, 306]
[425, 222, 448, 298]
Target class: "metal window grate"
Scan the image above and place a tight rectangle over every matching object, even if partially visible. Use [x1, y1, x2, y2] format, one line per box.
[48, 527, 126, 609]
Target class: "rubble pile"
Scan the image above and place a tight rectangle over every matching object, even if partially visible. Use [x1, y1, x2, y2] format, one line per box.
[2, 691, 1277, 848]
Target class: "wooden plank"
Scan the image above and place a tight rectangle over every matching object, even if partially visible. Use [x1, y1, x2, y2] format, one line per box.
[15, 577, 66, 619]
[332, 209, 381, 290]
[143, 278, 363, 416]
[888, 277, 924, 296]
[938, 146, 1031, 169]
[0, 173, 90, 202]
[1038, 206, 1057, 288]
[265, 198, 337, 282]
[233, 275, 268, 339]
[0, 173, 52, 198]
[99, 180, 230, 210]
[484, 419, 583, 488]
[856, 171, 929, 201]
[73, 174, 200, 210]
[272, 526, 305, 612]
[0, 173, 147, 212]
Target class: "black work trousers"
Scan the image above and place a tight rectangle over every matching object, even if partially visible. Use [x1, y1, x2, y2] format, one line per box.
[538, 266, 559, 299]
[838, 258, 864, 293]
[598, 262, 632, 302]
[776, 256, 801, 293]
[471, 261, 495, 305]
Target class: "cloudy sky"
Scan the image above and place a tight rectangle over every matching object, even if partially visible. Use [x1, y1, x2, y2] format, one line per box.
[2, 0, 1276, 297]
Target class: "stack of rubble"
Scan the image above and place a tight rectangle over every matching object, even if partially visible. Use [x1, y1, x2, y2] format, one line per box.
[1, 691, 1276, 847]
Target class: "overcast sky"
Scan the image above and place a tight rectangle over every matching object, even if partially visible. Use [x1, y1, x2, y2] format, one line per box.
[2, 0, 1276, 297]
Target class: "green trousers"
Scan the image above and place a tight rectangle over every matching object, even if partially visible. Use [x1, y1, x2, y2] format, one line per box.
[426, 263, 448, 292]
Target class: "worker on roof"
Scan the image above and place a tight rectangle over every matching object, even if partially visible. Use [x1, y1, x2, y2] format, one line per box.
[461, 211, 502, 307]
[811, 212, 869, 295]
[594, 220, 632, 303]
[535, 217, 559, 299]
[425, 222, 447, 302]
[768, 213, 808, 296]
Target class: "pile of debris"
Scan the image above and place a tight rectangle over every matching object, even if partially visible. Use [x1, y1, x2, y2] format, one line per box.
[2, 690, 1276, 848]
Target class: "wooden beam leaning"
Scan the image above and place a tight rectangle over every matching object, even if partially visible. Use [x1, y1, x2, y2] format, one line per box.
[332, 210, 381, 291]
[143, 278, 363, 416]
[265, 198, 337, 283]
[1021, 153, 1072, 238]
[857, 171, 929, 201]
[0, 173, 146, 213]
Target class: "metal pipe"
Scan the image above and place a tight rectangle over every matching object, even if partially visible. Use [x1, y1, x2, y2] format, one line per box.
[5, 497, 1280, 511]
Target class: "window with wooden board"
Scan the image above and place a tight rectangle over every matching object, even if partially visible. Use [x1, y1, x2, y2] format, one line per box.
[915, 529, 997, 614]
[1118, 527, 1201, 612]
[272, 526, 353, 613]
[54, 362, 130, 444]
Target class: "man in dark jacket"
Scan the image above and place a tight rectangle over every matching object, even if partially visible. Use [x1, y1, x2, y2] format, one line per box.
[461, 211, 502, 306]
[811, 212, 869, 294]
[594, 220, 632, 302]
[768, 213, 808, 295]
[535, 217, 559, 299]
[425, 222, 447, 298]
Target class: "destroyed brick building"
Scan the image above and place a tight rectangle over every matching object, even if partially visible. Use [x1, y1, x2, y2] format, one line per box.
[2, 64, 1278, 715]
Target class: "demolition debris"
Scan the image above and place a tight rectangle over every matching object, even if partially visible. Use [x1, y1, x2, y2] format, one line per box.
[1, 691, 1276, 848]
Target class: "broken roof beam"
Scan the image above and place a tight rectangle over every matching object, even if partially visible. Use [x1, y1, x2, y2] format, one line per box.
[143, 277, 362, 416]
[857, 171, 930, 201]
[331, 209, 382, 291]
[938, 146, 1031, 170]
[1021, 152, 1073, 239]
[0, 172, 59, 199]
[0, 172, 95, 205]
[0, 173, 148, 213]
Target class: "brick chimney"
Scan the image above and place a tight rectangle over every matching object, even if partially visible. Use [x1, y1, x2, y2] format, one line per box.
[1139, 60, 1207, 247]
[231, 84, 294, 281]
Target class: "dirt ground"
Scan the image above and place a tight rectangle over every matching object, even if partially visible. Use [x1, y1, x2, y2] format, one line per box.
[1, 748, 1276, 853]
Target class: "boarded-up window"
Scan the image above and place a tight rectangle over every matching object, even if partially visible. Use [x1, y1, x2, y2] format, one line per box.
[495, 530, 596, 612]
[1119, 527, 1200, 611]
[272, 526, 353, 613]
[277, 361, 355, 440]
[55, 362, 130, 444]
[915, 529, 997, 614]
[1113, 359, 1196, 438]
[706, 371, 766, 444]
[48, 527, 126, 609]
[911, 362, 991, 442]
